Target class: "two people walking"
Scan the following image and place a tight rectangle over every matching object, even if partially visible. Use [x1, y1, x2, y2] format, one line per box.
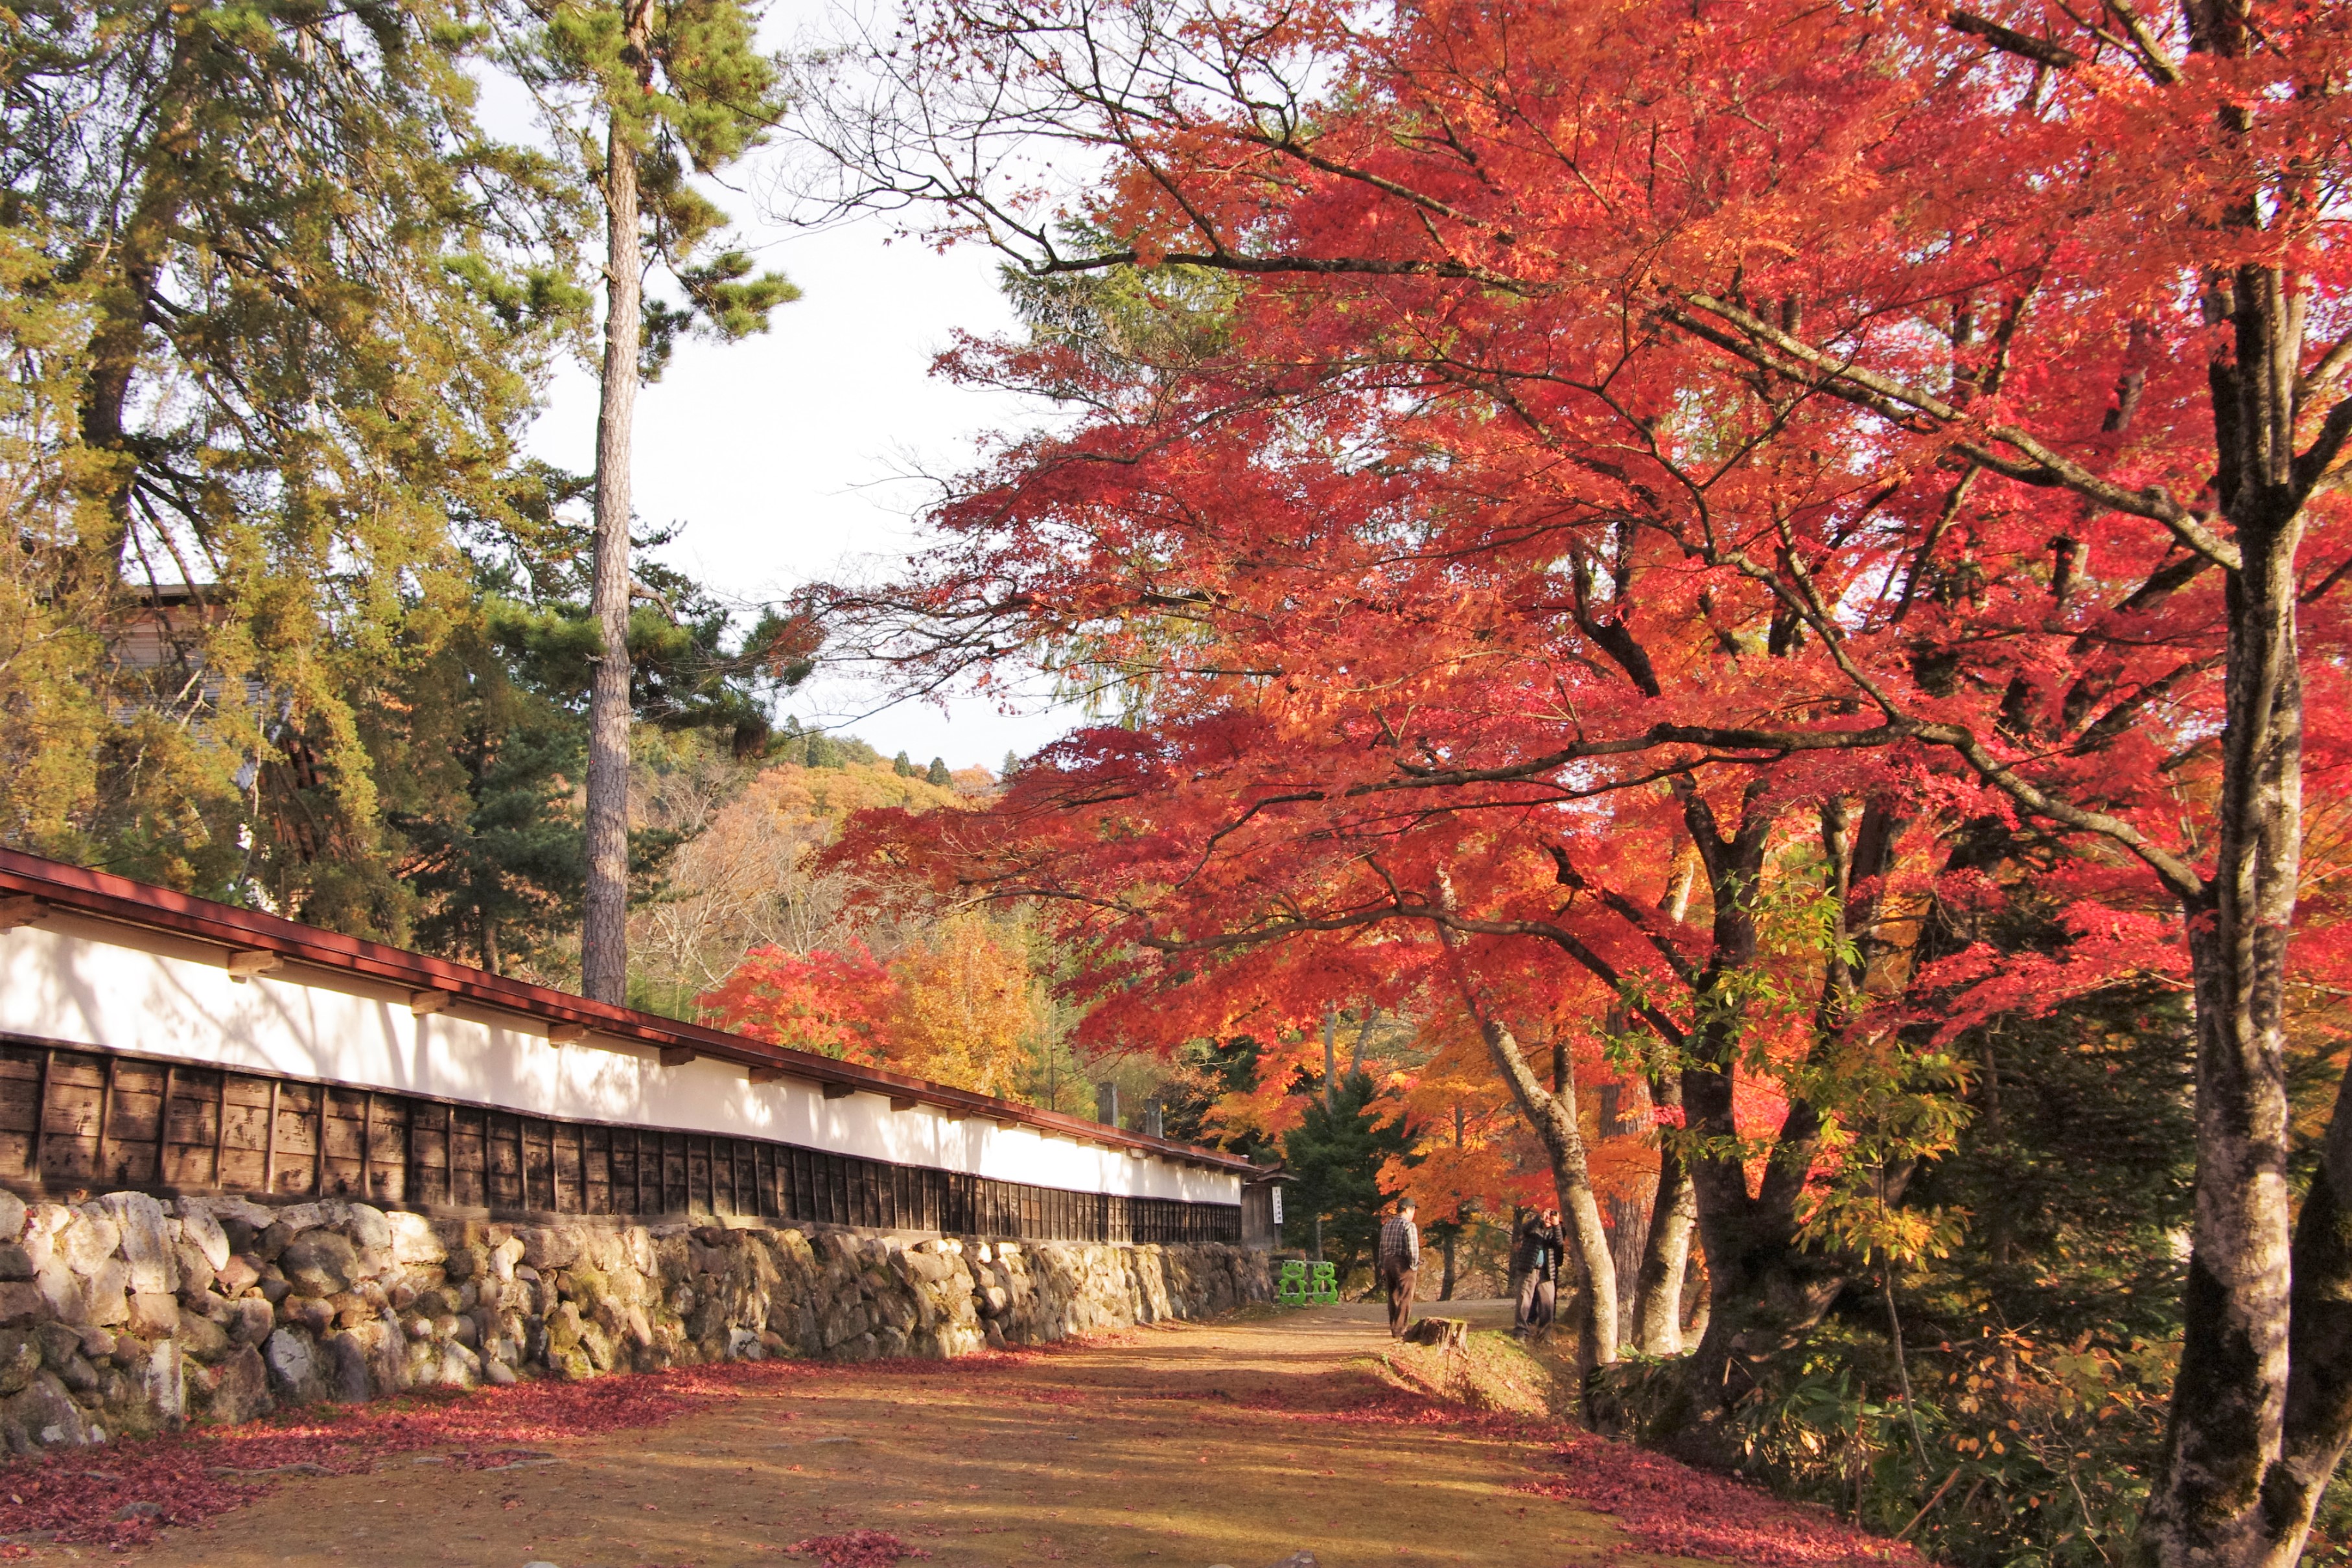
[1371, 1197, 1563, 1342]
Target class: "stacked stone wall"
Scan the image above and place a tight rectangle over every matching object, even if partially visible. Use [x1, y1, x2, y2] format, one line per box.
[0, 1190, 1271, 1453]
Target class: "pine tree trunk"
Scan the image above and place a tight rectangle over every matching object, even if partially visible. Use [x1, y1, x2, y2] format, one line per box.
[73, 41, 200, 598]
[2136, 262, 2311, 1568]
[581, 41, 649, 1006]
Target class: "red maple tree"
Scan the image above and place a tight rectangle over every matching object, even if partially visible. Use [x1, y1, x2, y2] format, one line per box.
[797, 3, 2352, 1563]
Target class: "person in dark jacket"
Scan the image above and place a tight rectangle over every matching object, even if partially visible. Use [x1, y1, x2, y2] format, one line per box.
[1511, 1207, 1564, 1341]
[1376, 1197, 1421, 1339]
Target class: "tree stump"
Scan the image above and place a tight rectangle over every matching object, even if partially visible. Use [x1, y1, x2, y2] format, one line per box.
[1404, 1317, 1469, 1349]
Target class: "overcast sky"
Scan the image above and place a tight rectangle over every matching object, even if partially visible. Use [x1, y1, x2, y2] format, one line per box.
[514, 1, 1086, 773]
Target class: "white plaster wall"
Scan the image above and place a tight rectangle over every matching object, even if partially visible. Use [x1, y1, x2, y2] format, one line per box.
[0, 916, 1239, 1207]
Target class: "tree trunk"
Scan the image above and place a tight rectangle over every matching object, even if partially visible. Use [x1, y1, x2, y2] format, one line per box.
[1634, 1118, 1697, 1355]
[1441, 1223, 1458, 1300]
[1669, 783, 1854, 1420]
[2274, 1068, 2352, 1562]
[2137, 263, 2310, 1568]
[1433, 916, 1618, 1362]
[580, 27, 651, 1006]
[1322, 1002, 1336, 1110]
[71, 45, 200, 599]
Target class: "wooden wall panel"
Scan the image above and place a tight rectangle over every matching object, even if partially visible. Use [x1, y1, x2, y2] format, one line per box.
[0, 1035, 1239, 1243]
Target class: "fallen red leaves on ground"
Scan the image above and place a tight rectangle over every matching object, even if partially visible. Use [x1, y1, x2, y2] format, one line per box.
[1202, 1367, 1920, 1567]
[0, 1357, 812, 1553]
[786, 1528, 933, 1567]
[1521, 1433, 1929, 1568]
[0, 1323, 1922, 1568]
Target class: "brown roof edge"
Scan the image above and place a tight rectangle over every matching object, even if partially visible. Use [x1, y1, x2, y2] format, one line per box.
[0, 849, 1252, 1177]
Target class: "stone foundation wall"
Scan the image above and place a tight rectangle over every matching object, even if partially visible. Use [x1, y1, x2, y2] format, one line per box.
[0, 1190, 1272, 1453]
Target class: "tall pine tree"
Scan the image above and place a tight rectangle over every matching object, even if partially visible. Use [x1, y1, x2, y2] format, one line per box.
[500, 0, 798, 1001]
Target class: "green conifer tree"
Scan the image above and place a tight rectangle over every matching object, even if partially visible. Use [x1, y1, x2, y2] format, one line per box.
[0, 0, 576, 930]
[1282, 1071, 1411, 1286]
[925, 756, 952, 787]
[500, 0, 798, 1001]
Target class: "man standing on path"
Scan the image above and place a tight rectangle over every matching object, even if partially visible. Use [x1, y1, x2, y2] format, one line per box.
[1377, 1197, 1420, 1339]
[1511, 1206, 1563, 1341]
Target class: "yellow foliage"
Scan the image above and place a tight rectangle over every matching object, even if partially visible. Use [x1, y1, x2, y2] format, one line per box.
[884, 913, 1038, 1100]
[740, 761, 965, 822]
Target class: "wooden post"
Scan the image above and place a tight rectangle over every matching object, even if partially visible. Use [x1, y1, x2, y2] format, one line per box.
[312, 1090, 328, 1196]
[262, 1079, 279, 1194]
[32, 1050, 51, 1184]
[360, 1092, 375, 1202]
[210, 1067, 233, 1189]
[95, 1055, 117, 1184]
[157, 1064, 174, 1186]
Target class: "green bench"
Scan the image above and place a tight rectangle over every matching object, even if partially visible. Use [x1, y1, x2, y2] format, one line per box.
[1277, 1259, 1340, 1306]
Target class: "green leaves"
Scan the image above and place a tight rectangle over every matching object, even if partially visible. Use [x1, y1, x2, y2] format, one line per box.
[501, 0, 796, 378]
[0, 0, 575, 925]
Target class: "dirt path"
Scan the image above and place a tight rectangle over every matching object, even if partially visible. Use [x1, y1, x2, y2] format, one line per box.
[111, 1301, 1657, 1568]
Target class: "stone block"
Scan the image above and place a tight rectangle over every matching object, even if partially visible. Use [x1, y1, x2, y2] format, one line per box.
[56, 1353, 98, 1395]
[322, 1331, 372, 1402]
[173, 1240, 216, 1299]
[270, 1201, 337, 1234]
[386, 1211, 445, 1267]
[262, 1328, 329, 1405]
[0, 1192, 25, 1245]
[284, 1297, 334, 1337]
[97, 1193, 177, 1295]
[0, 1282, 49, 1328]
[141, 1338, 182, 1423]
[80, 1260, 128, 1326]
[204, 1346, 272, 1425]
[253, 1221, 295, 1263]
[342, 1203, 392, 1256]
[229, 1297, 274, 1348]
[215, 1255, 261, 1298]
[176, 1206, 230, 1273]
[0, 1330, 38, 1397]
[58, 1212, 120, 1277]
[126, 1293, 179, 1338]
[518, 1227, 578, 1272]
[0, 1369, 89, 1449]
[181, 1195, 274, 1234]
[279, 1230, 358, 1297]
[176, 1309, 230, 1364]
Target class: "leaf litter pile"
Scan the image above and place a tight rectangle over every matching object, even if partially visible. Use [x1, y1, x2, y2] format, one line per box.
[785, 1528, 931, 1567]
[0, 1325, 1921, 1568]
[1522, 1432, 1929, 1568]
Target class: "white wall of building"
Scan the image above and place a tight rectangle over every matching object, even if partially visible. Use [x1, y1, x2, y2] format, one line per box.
[0, 914, 1238, 1207]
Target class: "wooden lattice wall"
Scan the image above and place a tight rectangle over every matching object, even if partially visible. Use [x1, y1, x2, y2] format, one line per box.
[1, 1038, 1239, 1245]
